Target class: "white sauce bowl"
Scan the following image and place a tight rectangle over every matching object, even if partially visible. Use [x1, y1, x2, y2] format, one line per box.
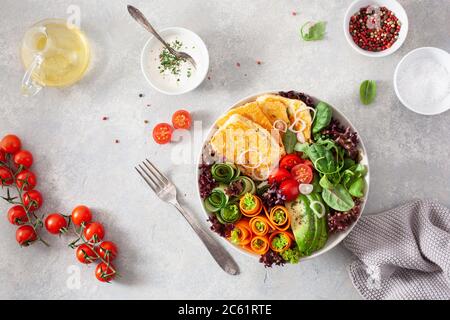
[140, 27, 209, 95]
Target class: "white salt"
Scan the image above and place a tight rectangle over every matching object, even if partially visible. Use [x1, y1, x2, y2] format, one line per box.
[397, 57, 450, 110]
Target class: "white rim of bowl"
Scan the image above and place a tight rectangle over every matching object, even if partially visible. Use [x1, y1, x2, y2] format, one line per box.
[195, 90, 370, 261]
[140, 27, 209, 95]
[393, 47, 450, 115]
[343, 0, 408, 58]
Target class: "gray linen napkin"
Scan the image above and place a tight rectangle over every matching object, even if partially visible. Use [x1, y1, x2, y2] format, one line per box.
[343, 199, 450, 300]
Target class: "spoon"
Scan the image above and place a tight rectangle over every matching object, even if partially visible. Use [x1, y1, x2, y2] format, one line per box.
[127, 5, 197, 69]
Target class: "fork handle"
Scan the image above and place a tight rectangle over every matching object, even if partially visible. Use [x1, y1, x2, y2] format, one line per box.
[172, 201, 240, 275]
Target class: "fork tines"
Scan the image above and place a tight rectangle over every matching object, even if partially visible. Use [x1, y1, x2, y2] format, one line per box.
[135, 159, 168, 193]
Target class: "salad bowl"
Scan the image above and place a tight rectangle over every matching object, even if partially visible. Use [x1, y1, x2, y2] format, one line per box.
[196, 91, 370, 264]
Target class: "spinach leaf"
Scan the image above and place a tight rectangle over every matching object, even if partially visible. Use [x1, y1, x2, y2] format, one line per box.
[319, 174, 334, 189]
[322, 184, 355, 211]
[312, 101, 332, 134]
[301, 21, 327, 41]
[349, 177, 365, 198]
[312, 173, 322, 193]
[283, 129, 297, 154]
[360, 80, 377, 105]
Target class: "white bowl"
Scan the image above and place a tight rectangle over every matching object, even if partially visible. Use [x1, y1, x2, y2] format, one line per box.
[196, 91, 370, 261]
[140, 27, 209, 95]
[343, 0, 408, 57]
[394, 47, 450, 115]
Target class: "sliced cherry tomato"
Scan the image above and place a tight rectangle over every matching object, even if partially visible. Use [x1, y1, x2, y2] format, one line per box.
[0, 149, 5, 162]
[16, 225, 37, 246]
[95, 262, 116, 282]
[291, 163, 313, 184]
[96, 241, 118, 261]
[172, 110, 192, 130]
[76, 244, 98, 264]
[13, 150, 33, 168]
[22, 190, 43, 211]
[7, 205, 28, 225]
[279, 179, 300, 201]
[16, 170, 37, 191]
[84, 222, 105, 243]
[0, 135, 21, 154]
[279, 154, 303, 171]
[45, 213, 68, 234]
[152, 123, 173, 144]
[268, 167, 292, 185]
[0, 167, 13, 186]
[71, 205, 92, 226]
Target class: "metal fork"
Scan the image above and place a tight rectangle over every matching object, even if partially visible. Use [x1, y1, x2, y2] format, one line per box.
[135, 159, 239, 275]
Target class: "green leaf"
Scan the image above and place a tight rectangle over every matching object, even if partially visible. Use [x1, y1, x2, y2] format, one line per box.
[301, 21, 327, 41]
[360, 80, 377, 105]
[349, 177, 365, 198]
[312, 101, 332, 134]
[321, 184, 354, 211]
[319, 175, 334, 189]
[283, 129, 297, 154]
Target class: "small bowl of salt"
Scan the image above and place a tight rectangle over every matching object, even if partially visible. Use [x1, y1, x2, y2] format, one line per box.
[394, 47, 450, 115]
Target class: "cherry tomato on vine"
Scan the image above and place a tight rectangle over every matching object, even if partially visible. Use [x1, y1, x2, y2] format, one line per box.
[291, 163, 313, 184]
[45, 213, 67, 234]
[268, 167, 292, 185]
[0, 149, 5, 162]
[279, 154, 303, 171]
[13, 150, 33, 168]
[172, 110, 192, 130]
[16, 225, 37, 246]
[76, 244, 98, 264]
[0, 135, 21, 154]
[15, 170, 37, 191]
[97, 241, 118, 261]
[0, 167, 13, 186]
[152, 123, 173, 144]
[22, 190, 43, 211]
[84, 222, 105, 243]
[71, 205, 92, 226]
[7, 205, 28, 225]
[279, 179, 300, 201]
[95, 262, 116, 282]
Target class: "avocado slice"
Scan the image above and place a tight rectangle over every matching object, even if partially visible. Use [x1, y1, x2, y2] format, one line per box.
[286, 195, 315, 256]
[306, 193, 328, 254]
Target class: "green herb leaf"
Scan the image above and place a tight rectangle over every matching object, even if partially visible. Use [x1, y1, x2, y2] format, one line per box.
[283, 129, 297, 154]
[312, 101, 332, 134]
[360, 80, 377, 105]
[321, 184, 354, 211]
[301, 21, 327, 41]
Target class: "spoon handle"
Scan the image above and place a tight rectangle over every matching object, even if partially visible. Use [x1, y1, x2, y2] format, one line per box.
[127, 5, 173, 52]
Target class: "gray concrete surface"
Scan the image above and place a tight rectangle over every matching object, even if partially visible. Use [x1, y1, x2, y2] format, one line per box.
[0, 0, 449, 300]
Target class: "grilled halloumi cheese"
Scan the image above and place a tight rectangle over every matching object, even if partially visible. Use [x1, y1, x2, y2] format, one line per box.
[210, 114, 285, 180]
[256, 94, 312, 142]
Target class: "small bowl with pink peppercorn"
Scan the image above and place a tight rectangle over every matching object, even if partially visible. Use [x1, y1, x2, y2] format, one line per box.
[344, 0, 408, 57]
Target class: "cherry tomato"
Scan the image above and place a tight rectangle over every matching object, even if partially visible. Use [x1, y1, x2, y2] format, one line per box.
[268, 167, 292, 185]
[16, 170, 37, 191]
[22, 190, 43, 211]
[95, 262, 116, 282]
[152, 123, 173, 144]
[71, 205, 92, 226]
[76, 244, 98, 264]
[13, 150, 33, 168]
[303, 159, 314, 168]
[291, 163, 313, 184]
[0, 167, 13, 186]
[279, 179, 300, 201]
[84, 222, 105, 243]
[172, 110, 192, 130]
[97, 241, 118, 261]
[45, 213, 67, 234]
[0, 150, 5, 162]
[0, 135, 21, 154]
[7, 205, 28, 225]
[279, 154, 303, 171]
[16, 225, 37, 246]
